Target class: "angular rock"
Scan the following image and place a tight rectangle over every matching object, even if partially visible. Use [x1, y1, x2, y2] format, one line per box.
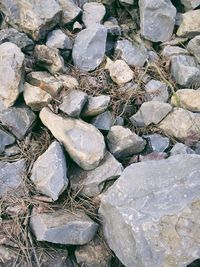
[0, 128, 15, 154]
[119, 0, 135, 4]
[161, 45, 189, 57]
[147, 50, 159, 63]
[99, 154, 200, 267]
[0, 106, 36, 140]
[187, 35, 200, 64]
[57, 74, 79, 90]
[82, 2, 106, 28]
[144, 80, 169, 102]
[0, 0, 62, 40]
[130, 101, 172, 127]
[40, 107, 106, 170]
[143, 133, 170, 153]
[0, 42, 24, 108]
[72, 25, 107, 71]
[139, 151, 168, 161]
[170, 142, 195, 156]
[69, 151, 123, 197]
[91, 111, 113, 131]
[115, 39, 147, 67]
[58, 0, 81, 24]
[30, 208, 98, 245]
[46, 29, 73, 50]
[139, 0, 176, 42]
[107, 126, 146, 158]
[82, 95, 110, 117]
[59, 90, 88, 117]
[31, 141, 68, 201]
[177, 10, 200, 38]
[180, 0, 200, 9]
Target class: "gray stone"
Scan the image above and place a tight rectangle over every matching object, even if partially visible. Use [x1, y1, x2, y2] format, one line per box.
[0, 42, 24, 108]
[161, 45, 189, 57]
[69, 151, 123, 197]
[30, 208, 98, 245]
[170, 55, 200, 87]
[0, 159, 26, 197]
[144, 134, 170, 153]
[187, 35, 200, 64]
[46, 29, 73, 50]
[0, 28, 34, 52]
[114, 116, 124, 126]
[139, 151, 168, 161]
[115, 39, 147, 67]
[0, 106, 36, 140]
[170, 142, 195, 155]
[107, 126, 146, 158]
[181, 0, 200, 9]
[82, 2, 106, 28]
[147, 50, 159, 63]
[82, 95, 110, 117]
[104, 18, 121, 37]
[34, 45, 65, 74]
[40, 107, 106, 170]
[4, 145, 20, 157]
[144, 80, 169, 102]
[0, 0, 62, 40]
[72, 25, 107, 71]
[130, 101, 172, 127]
[59, 90, 88, 117]
[139, 0, 176, 42]
[58, 0, 81, 24]
[91, 111, 113, 131]
[177, 10, 200, 38]
[31, 141, 68, 201]
[99, 154, 200, 267]
[0, 128, 15, 154]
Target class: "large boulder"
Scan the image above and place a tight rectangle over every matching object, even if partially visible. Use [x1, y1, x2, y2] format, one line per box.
[99, 154, 200, 267]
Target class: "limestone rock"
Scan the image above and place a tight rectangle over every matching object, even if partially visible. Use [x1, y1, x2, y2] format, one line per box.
[31, 141, 68, 201]
[30, 208, 98, 245]
[187, 35, 200, 64]
[91, 111, 113, 131]
[82, 95, 110, 117]
[106, 126, 146, 158]
[69, 151, 123, 197]
[161, 45, 189, 57]
[180, 0, 200, 9]
[139, 0, 176, 42]
[144, 80, 169, 102]
[46, 29, 73, 50]
[72, 25, 107, 71]
[39, 107, 106, 170]
[82, 2, 106, 28]
[58, 0, 82, 24]
[99, 154, 200, 267]
[0, 0, 62, 40]
[0, 42, 24, 108]
[0, 129, 15, 154]
[177, 10, 200, 38]
[170, 142, 195, 155]
[144, 133, 170, 153]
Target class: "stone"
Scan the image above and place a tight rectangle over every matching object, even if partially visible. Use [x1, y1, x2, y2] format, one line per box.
[4, 145, 20, 157]
[0, 106, 36, 140]
[180, 0, 200, 9]
[99, 154, 200, 267]
[91, 111, 113, 131]
[187, 35, 200, 64]
[158, 108, 200, 142]
[69, 151, 123, 197]
[144, 80, 169, 102]
[30, 208, 98, 245]
[57, 74, 79, 90]
[106, 126, 146, 158]
[0, 159, 26, 197]
[58, 0, 81, 24]
[0, 0, 62, 41]
[0, 28, 34, 52]
[75, 236, 112, 267]
[72, 25, 107, 71]
[130, 101, 172, 127]
[34, 45, 65, 74]
[177, 10, 200, 38]
[82, 95, 110, 117]
[147, 50, 159, 63]
[104, 18, 121, 37]
[170, 55, 200, 87]
[139, 0, 176, 42]
[82, 2, 106, 28]
[139, 151, 168, 161]
[73, 21, 83, 32]
[26, 71, 63, 97]
[143, 133, 170, 153]
[161, 45, 189, 57]
[115, 39, 147, 67]
[114, 116, 124, 126]
[23, 82, 52, 111]
[119, 0, 135, 4]
[0, 42, 24, 108]
[46, 29, 73, 50]
[105, 58, 134, 85]
[59, 90, 88, 117]
[30, 141, 68, 201]
[170, 142, 195, 156]
[0, 128, 15, 154]
[40, 107, 106, 170]
[161, 37, 188, 47]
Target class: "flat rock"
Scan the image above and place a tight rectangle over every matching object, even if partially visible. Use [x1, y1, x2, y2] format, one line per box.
[82, 95, 110, 117]
[31, 141, 68, 201]
[139, 0, 176, 42]
[180, 0, 200, 9]
[99, 154, 200, 267]
[143, 133, 170, 153]
[106, 126, 146, 158]
[30, 208, 98, 245]
[69, 151, 123, 197]
[40, 107, 106, 170]
[161, 45, 189, 57]
[46, 29, 73, 50]
[82, 2, 106, 28]
[58, 0, 81, 24]
[130, 101, 172, 127]
[144, 80, 169, 102]
[170, 142, 195, 156]
[0, 42, 24, 108]
[72, 25, 107, 71]
[0, 106, 36, 140]
[0, 0, 62, 40]
[0, 128, 15, 154]
[91, 111, 113, 131]
[177, 10, 200, 38]
[187, 35, 200, 64]
[115, 39, 147, 67]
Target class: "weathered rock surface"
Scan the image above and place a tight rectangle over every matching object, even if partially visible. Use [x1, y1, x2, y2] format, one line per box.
[58, 0, 81, 24]
[177, 10, 200, 38]
[0, 0, 62, 40]
[82, 2, 106, 28]
[161, 45, 189, 57]
[0, 129, 15, 154]
[187, 35, 200, 64]
[40, 107, 106, 170]
[82, 95, 110, 117]
[144, 80, 169, 102]
[72, 25, 107, 71]
[144, 133, 170, 153]
[170, 142, 195, 155]
[107, 126, 146, 158]
[46, 29, 73, 50]
[30, 208, 98, 245]
[91, 111, 113, 131]
[70, 151, 123, 197]
[180, 0, 200, 9]
[139, 151, 168, 161]
[139, 0, 176, 42]
[58, 74, 79, 90]
[99, 154, 200, 267]
[0, 42, 24, 108]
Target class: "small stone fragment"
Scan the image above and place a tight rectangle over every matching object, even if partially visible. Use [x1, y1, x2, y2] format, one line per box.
[144, 80, 169, 102]
[0, 128, 15, 154]
[46, 29, 73, 50]
[170, 142, 195, 155]
[187, 35, 200, 64]
[91, 111, 113, 131]
[58, 0, 82, 24]
[161, 45, 189, 57]
[177, 10, 200, 38]
[143, 133, 170, 153]
[82, 2, 106, 28]
[82, 95, 110, 117]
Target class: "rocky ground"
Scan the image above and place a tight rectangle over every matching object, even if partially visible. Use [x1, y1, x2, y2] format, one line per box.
[1, 0, 200, 266]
